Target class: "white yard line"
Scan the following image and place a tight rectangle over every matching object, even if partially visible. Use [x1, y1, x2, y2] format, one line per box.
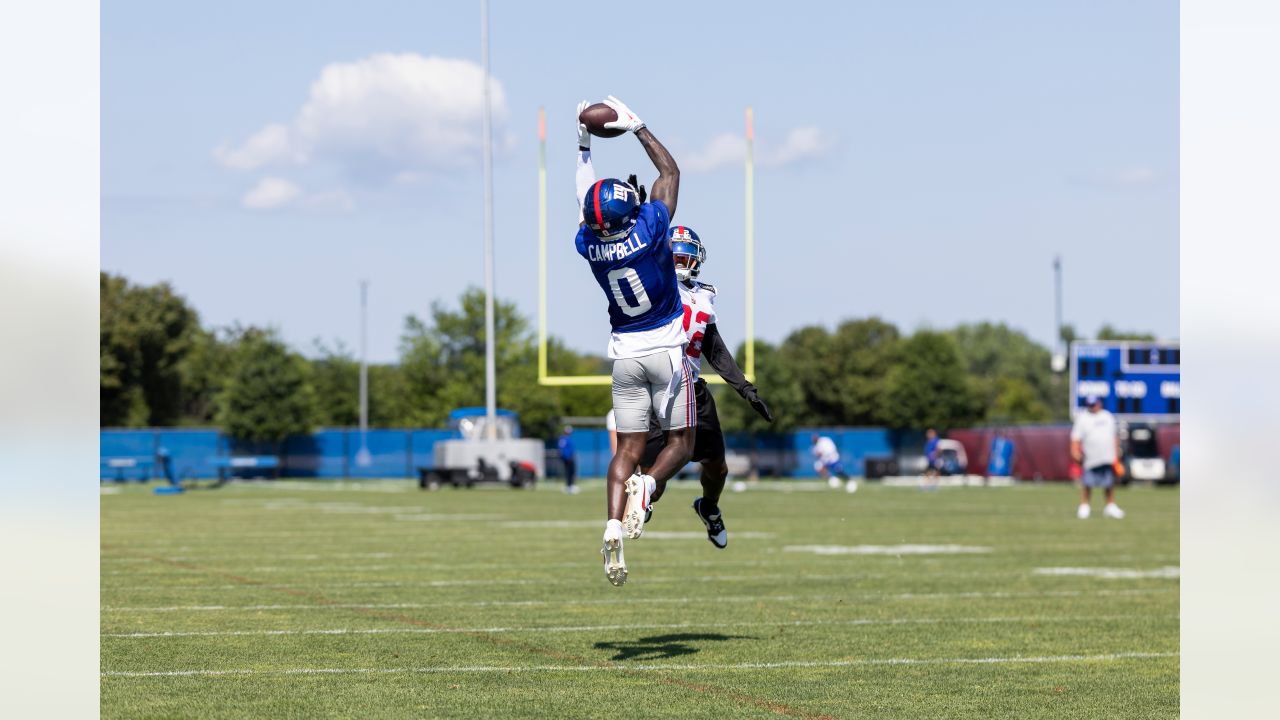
[100, 570, 1031, 592]
[101, 588, 1173, 613]
[1034, 566, 1180, 579]
[99, 566, 1173, 592]
[784, 544, 993, 556]
[103, 614, 1175, 639]
[636, 531, 777, 540]
[99, 555, 1007, 575]
[96, 561, 787, 576]
[102, 651, 1178, 678]
[101, 552, 397, 564]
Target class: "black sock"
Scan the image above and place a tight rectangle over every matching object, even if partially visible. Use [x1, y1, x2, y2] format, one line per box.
[701, 500, 719, 517]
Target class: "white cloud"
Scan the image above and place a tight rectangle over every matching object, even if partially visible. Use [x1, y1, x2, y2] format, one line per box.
[683, 133, 746, 173]
[240, 178, 354, 212]
[241, 177, 301, 209]
[683, 126, 834, 173]
[299, 189, 355, 211]
[215, 53, 511, 183]
[1114, 166, 1158, 185]
[213, 123, 297, 170]
[766, 126, 832, 168]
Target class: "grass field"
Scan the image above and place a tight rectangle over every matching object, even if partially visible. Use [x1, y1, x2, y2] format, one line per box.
[101, 478, 1179, 719]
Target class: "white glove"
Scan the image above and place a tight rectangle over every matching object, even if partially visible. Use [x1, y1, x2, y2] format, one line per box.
[576, 100, 591, 149]
[602, 95, 645, 134]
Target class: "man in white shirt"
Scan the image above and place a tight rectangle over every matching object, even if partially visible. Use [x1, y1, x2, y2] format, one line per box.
[811, 434, 856, 493]
[1070, 396, 1125, 519]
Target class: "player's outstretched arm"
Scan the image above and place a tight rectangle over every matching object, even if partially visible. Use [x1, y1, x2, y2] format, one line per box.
[702, 323, 773, 422]
[601, 95, 679, 217]
[575, 100, 595, 227]
[636, 128, 679, 217]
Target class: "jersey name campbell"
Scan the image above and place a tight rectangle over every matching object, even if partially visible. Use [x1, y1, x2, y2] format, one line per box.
[575, 200, 682, 335]
[679, 280, 718, 381]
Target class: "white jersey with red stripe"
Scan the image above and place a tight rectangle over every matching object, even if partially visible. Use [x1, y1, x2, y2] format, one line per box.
[679, 280, 718, 382]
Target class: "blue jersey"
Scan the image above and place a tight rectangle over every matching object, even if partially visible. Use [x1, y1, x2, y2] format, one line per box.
[925, 437, 940, 463]
[575, 200, 682, 333]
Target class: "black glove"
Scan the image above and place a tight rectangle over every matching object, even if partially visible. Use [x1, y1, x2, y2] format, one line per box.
[742, 385, 773, 423]
[626, 173, 648, 204]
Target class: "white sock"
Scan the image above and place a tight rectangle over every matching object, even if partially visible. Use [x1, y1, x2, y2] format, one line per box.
[643, 474, 657, 496]
[605, 518, 623, 537]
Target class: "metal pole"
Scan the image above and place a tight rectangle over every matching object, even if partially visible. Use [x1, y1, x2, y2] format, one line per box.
[744, 107, 755, 380]
[1054, 255, 1063, 352]
[356, 280, 371, 467]
[481, 0, 497, 438]
[1050, 255, 1067, 374]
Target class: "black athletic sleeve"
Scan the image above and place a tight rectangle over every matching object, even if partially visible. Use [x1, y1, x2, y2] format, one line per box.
[702, 323, 774, 423]
[701, 323, 750, 396]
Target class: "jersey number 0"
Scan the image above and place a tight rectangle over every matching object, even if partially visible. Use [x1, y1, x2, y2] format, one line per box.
[606, 267, 652, 317]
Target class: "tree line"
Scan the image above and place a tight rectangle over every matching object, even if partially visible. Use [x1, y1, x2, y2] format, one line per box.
[100, 272, 1155, 441]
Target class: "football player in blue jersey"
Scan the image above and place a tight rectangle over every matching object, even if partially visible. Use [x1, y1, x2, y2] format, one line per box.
[574, 96, 694, 586]
[637, 226, 774, 549]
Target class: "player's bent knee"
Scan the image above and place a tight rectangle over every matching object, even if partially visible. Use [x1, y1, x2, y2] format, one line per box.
[675, 430, 696, 458]
[671, 428, 696, 461]
[613, 433, 647, 464]
[702, 457, 728, 481]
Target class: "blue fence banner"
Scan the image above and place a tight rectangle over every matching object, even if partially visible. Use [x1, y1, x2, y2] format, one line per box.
[105, 426, 906, 481]
[987, 435, 1015, 476]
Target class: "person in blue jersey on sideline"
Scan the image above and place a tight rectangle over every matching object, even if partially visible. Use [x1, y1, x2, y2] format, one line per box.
[574, 95, 693, 586]
[557, 425, 579, 495]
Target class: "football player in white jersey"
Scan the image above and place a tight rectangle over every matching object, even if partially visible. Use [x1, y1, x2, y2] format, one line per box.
[812, 433, 855, 492]
[638, 226, 774, 548]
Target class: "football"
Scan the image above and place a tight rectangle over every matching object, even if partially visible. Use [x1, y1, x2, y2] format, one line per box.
[579, 102, 624, 138]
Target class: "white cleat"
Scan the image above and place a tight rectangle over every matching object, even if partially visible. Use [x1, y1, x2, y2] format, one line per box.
[1103, 503, 1126, 520]
[622, 474, 653, 539]
[1077, 503, 1091, 520]
[601, 522, 627, 586]
[845, 479, 859, 494]
[828, 476, 842, 489]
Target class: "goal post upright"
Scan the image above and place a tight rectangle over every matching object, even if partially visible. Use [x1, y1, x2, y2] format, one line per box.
[537, 107, 548, 384]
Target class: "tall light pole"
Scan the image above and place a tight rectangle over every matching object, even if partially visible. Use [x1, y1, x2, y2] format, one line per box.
[1052, 255, 1066, 373]
[355, 279, 371, 467]
[744, 107, 755, 380]
[480, 0, 497, 438]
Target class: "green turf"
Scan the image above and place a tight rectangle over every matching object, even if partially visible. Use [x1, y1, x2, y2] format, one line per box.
[101, 479, 1178, 719]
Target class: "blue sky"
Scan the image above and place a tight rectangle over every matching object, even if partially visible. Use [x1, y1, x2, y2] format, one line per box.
[102, 0, 1178, 363]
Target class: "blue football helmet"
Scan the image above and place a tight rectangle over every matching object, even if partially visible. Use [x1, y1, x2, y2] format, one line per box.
[668, 225, 706, 281]
[584, 178, 641, 241]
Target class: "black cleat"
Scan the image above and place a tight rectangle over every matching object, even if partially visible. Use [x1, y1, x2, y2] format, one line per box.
[692, 497, 727, 549]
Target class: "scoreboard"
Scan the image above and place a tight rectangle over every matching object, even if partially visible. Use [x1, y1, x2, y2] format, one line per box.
[1069, 341, 1180, 420]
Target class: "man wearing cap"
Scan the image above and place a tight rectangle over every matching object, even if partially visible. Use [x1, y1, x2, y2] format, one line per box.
[1070, 396, 1125, 519]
